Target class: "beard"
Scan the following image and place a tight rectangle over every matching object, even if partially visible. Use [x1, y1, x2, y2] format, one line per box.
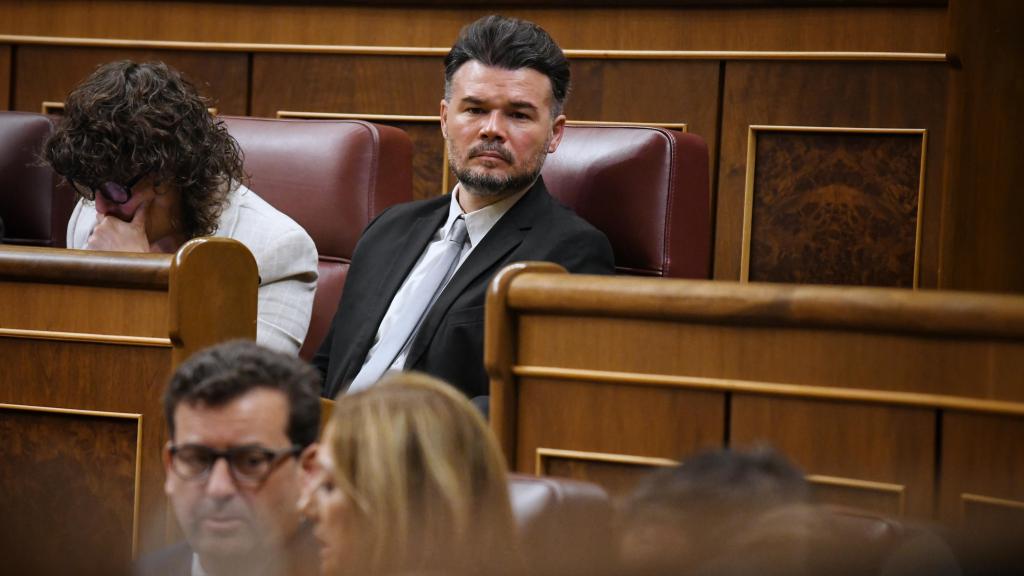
[448, 137, 550, 197]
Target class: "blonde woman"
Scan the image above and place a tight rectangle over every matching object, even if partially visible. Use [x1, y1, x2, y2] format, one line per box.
[300, 372, 522, 575]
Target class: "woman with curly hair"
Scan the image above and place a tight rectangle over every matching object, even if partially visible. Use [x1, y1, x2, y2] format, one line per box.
[300, 371, 524, 576]
[45, 60, 317, 354]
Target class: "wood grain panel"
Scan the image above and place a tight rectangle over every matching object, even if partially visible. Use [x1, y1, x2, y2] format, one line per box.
[730, 395, 935, 517]
[939, 412, 1024, 530]
[746, 129, 924, 287]
[716, 61, 948, 286]
[0, 2, 947, 52]
[0, 44, 10, 110]
[515, 315, 1024, 402]
[940, 0, 1024, 293]
[0, 406, 138, 575]
[515, 375, 725, 477]
[0, 282, 168, 337]
[13, 45, 248, 114]
[251, 53, 443, 118]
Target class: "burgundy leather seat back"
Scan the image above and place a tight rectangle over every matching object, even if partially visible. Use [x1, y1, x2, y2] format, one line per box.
[0, 112, 75, 247]
[541, 125, 711, 278]
[508, 474, 615, 576]
[220, 116, 413, 359]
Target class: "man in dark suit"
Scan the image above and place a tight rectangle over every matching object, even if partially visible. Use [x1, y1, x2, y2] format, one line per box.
[138, 341, 320, 576]
[314, 15, 615, 400]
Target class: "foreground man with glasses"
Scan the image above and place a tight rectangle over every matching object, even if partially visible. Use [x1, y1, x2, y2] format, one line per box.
[137, 340, 321, 576]
[43, 60, 317, 355]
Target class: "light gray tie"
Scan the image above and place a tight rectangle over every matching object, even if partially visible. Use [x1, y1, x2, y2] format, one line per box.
[347, 217, 469, 393]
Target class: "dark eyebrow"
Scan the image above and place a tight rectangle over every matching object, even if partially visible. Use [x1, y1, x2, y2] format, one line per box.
[458, 96, 539, 112]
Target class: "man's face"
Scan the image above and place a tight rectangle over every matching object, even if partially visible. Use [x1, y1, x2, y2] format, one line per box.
[440, 61, 566, 199]
[164, 388, 305, 563]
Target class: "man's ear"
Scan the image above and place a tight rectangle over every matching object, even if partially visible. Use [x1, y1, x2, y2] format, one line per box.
[163, 442, 175, 495]
[547, 113, 567, 154]
[299, 443, 318, 474]
[439, 99, 450, 140]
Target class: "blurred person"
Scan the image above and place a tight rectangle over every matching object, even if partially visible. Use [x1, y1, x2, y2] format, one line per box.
[44, 60, 317, 354]
[314, 15, 614, 400]
[618, 446, 811, 575]
[138, 340, 320, 576]
[300, 371, 522, 575]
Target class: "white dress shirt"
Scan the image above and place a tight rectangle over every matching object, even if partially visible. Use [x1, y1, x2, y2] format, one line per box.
[360, 185, 530, 373]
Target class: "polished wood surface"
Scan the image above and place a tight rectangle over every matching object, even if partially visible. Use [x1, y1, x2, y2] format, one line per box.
[487, 263, 1024, 520]
[0, 2, 946, 51]
[0, 238, 257, 568]
[939, 0, 1024, 293]
[0, 45, 9, 111]
[13, 45, 249, 115]
[716, 61, 948, 285]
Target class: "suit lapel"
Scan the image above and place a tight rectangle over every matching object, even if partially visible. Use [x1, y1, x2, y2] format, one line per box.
[404, 180, 550, 368]
[340, 201, 448, 384]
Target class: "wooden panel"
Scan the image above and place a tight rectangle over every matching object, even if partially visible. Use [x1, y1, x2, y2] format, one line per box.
[0, 405, 139, 576]
[939, 412, 1024, 529]
[13, 45, 248, 114]
[0, 2, 947, 52]
[730, 395, 936, 517]
[515, 375, 725, 477]
[716, 61, 948, 286]
[252, 53, 442, 117]
[745, 129, 925, 287]
[940, 0, 1024, 293]
[0, 282, 168, 337]
[0, 44, 9, 110]
[515, 315, 1024, 402]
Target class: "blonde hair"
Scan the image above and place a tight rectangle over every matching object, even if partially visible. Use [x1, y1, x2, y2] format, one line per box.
[324, 372, 520, 575]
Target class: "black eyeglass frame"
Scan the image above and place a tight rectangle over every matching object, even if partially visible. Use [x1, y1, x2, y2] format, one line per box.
[167, 443, 304, 486]
[70, 172, 148, 205]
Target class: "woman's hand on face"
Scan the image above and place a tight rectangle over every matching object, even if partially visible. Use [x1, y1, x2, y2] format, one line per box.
[85, 200, 151, 252]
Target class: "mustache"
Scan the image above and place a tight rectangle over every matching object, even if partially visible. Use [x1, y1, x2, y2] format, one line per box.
[468, 142, 514, 164]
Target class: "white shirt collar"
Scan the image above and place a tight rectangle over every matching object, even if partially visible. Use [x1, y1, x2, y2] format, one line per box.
[440, 184, 530, 249]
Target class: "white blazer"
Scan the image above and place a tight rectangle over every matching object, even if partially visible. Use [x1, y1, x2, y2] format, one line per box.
[67, 184, 318, 355]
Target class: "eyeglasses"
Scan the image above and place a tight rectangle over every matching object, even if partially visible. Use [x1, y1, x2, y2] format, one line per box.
[70, 172, 147, 205]
[168, 444, 303, 486]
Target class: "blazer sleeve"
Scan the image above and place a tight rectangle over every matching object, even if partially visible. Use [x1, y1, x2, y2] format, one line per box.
[251, 226, 319, 355]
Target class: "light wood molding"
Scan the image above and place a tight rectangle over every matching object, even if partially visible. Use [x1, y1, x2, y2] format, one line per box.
[535, 447, 679, 476]
[498, 269, 1024, 338]
[961, 493, 1024, 513]
[275, 111, 439, 122]
[741, 125, 928, 288]
[0, 328, 172, 347]
[0, 35, 950, 62]
[41, 100, 64, 114]
[512, 365, 1024, 417]
[0, 402, 145, 558]
[807, 473, 907, 515]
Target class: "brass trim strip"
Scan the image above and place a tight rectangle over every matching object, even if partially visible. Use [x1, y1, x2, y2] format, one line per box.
[41, 100, 64, 114]
[276, 111, 439, 122]
[740, 125, 928, 288]
[0, 403, 145, 556]
[807, 473, 907, 515]
[0, 36, 950, 62]
[535, 447, 679, 476]
[513, 365, 1024, 416]
[961, 493, 1024, 512]
[0, 328, 172, 347]
[566, 119, 688, 132]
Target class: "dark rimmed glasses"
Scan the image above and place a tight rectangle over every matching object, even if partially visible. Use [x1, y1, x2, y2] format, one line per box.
[168, 443, 303, 486]
[70, 172, 147, 205]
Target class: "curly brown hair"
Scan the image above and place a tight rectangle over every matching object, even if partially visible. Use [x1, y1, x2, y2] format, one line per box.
[44, 60, 244, 239]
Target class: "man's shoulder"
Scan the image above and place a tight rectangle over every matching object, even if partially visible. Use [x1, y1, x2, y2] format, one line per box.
[134, 541, 192, 576]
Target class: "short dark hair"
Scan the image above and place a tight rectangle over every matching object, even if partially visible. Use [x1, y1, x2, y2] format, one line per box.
[444, 15, 570, 117]
[44, 60, 244, 239]
[163, 340, 321, 447]
[625, 445, 809, 523]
